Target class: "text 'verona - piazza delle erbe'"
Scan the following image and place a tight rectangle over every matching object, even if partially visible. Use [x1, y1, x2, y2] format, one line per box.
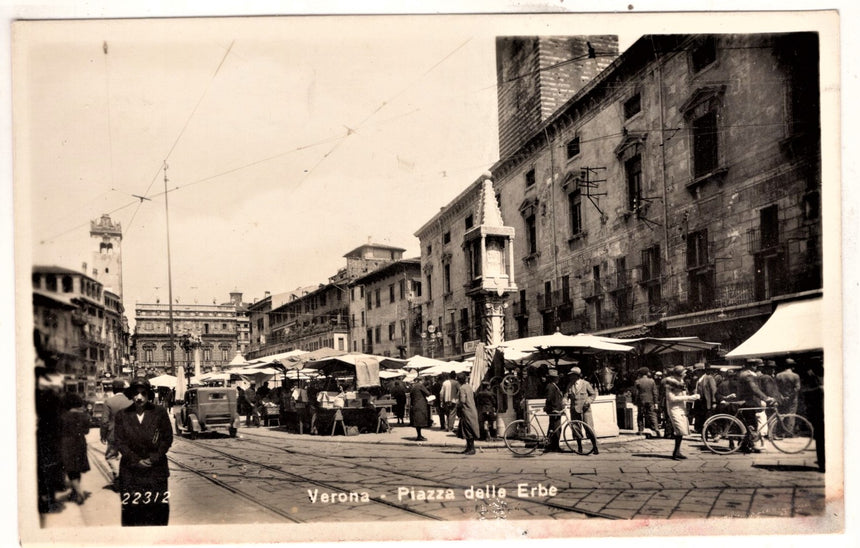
[307, 483, 558, 504]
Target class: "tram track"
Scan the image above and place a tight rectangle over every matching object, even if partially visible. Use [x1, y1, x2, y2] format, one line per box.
[210, 429, 617, 520]
[173, 436, 447, 521]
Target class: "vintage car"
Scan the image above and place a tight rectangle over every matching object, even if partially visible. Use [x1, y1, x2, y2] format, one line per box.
[175, 386, 241, 438]
[87, 400, 106, 428]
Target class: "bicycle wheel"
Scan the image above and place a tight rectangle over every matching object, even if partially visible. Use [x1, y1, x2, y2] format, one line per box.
[562, 420, 596, 455]
[504, 420, 541, 456]
[769, 414, 814, 454]
[701, 414, 745, 454]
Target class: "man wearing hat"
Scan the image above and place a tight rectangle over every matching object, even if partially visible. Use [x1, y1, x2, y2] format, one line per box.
[737, 360, 776, 453]
[543, 369, 565, 452]
[633, 367, 659, 437]
[114, 377, 174, 526]
[100, 379, 132, 488]
[567, 367, 599, 455]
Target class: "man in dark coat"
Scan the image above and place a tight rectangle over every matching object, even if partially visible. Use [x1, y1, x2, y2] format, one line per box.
[633, 367, 660, 437]
[390, 379, 408, 424]
[693, 364, 718, 433]
[457, 375, 480, 455]
[775, 359, 802, 431]
[409, 379, 431, 441]
[543, 369, 565, 452]
[474, 382, 498, 440]
[115, 377, 174, 526]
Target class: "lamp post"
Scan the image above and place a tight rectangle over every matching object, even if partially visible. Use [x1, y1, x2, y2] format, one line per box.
[421, 322, 442, 359]
[179, 332, 202, 390]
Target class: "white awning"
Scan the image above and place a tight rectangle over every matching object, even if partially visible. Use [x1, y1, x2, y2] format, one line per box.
[725, 297, 823, 359]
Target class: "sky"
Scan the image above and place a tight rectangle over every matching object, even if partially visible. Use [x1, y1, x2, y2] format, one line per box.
[15, 15, 639, 311]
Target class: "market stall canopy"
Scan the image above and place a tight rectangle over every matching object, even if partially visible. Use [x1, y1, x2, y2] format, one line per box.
[379, 369, 409, 379]
[497, 332, 634, 356]
[725, 297, 823, 359]
[228, 351, 249, 367]
[305, 353, 381, 388]
[273, 347, 346, 371]
[608, 336, 721, 355]
[148, 374, 177, 389]
[380, 354, 452, 371]
[420, 361, 472, 377]
[247, 349, 308, 367]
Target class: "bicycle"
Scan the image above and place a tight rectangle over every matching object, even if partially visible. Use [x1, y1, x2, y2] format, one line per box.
[503, 409, 596, 456]
[701, 401, 814, 455]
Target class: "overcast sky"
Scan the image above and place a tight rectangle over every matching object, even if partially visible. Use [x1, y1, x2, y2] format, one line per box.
[15, 15, 639, 310]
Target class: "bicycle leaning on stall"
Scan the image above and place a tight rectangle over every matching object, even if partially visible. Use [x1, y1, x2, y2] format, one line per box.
[700, 401, 814, 455]
[503, 409, 596, 456]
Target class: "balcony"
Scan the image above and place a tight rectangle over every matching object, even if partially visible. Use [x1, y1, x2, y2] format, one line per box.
[746, 227, 783, 255]
[605, 269, 631, 293]
[581, 280, 604, 301]
[511, 300, 528, 317]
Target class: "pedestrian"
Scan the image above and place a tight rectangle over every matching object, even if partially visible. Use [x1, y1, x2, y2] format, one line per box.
[390, 379, 407, 425]
[566, 367, 599, 455]
[456, 375, 480, 455]
[409, 378, 432, 441]
[257, 381, 271, 400]
[36, 366, 65, 514]
[431, 376, 445, 430]
[114, 377, 174, 526]
[799, 358, 824, 472]
[543, 369, 565, 452]
[737, 360, 775, 453]
[244, 383, 261, 427]
[100, 379, 132, 489]
[693, 363, 717, 434]
[440, 371, 460, 433]
[663, 365, 700, 460]
[474, 381, 498, 441]
[633, 367, 660, 437]
[59, 393, 91, 505]
[758, 361, 782, 433]
[775, 359, 801, 431]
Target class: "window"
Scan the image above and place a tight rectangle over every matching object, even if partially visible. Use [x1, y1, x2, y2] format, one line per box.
[568, 190, 582, 236]
[443, 263, 451, 294]
[426, 275, 432, 299]
[615, 290, 630, 324]
[203, 323, 210, 334]
[399, 279, 406, 299]
[465, 214, 474, 229]
[427, 244, 432, 255]
[389, 284, 395, 303]
[361, 311, 365, 327]
[693, 110, 718, 177]
[760, 205, 780, 249]
[375, 326, 381, 344]
[566, 136, 580, 159]
[544, 281, 552, 309]
[366, 290, 372, 310]
[359, 286, 364, 298]
[691, 36, 717, 73]
[443, 231, 451, 244]
[62, 276, 73, 293]
[623, 93, 641, 119]
[517, 316, 529, 339]
[641, 245, 661, 283]
[375, 288, 381, 307]
[625, 154, 643, 211]
[389, 322, 395, 341]
[688, 268, 715, 311]
[222, 348, 230, 361]
[46, 275, 57, 292]
[525, 168, 536, 188]
[525, 214, 537, 255]
[350, 287, 355, 301]
[459, 308, 470, 341]
[144, 348, 153, 362]
[413, 279, 422, 297]
[561, 275, 571, 303]
[686, 229, 710, 269]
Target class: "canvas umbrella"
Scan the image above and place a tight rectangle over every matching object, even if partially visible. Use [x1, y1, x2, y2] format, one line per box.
[148, 374, 177, 389]
[607, 336, 720, 355]
[497, 332, 634, 366]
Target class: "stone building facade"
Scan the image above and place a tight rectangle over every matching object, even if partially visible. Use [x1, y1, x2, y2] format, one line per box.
[132, 298, 241, 375]
[349, 258, 422, 357]
[416, 33, 821, 360]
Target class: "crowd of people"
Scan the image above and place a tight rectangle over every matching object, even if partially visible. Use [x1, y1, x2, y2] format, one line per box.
[36, 370, 174, 525]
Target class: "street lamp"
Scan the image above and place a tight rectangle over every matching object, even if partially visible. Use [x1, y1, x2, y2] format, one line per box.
[420, 322, 442, 359]
[179, 332, 202, 389]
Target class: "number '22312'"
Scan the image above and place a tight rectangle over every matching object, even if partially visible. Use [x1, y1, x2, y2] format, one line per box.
[121, 491, 170, 505]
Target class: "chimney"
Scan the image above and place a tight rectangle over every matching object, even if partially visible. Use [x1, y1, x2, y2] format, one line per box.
[264, 291, 271, 298]
[82, 262, 87, 273]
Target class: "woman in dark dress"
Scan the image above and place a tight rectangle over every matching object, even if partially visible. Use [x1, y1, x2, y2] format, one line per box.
[59, 393, 91, 505]
[409, 379, 432, 441]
